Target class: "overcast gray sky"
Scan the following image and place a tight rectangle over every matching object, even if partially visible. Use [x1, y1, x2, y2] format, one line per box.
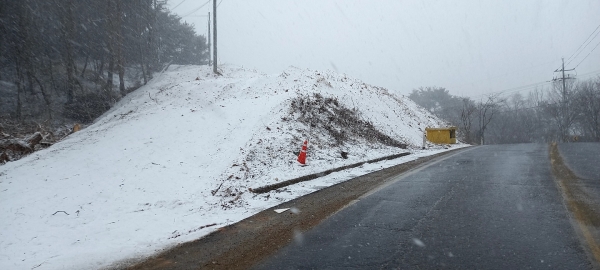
[169, 0, 600, 98]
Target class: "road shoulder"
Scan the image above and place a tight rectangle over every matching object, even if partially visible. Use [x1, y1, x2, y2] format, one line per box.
[123, 147, 472, 270]
[550, 143, 600, 268]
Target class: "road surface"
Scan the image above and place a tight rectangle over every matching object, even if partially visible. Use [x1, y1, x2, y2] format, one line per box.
[254, 143, 599, 269]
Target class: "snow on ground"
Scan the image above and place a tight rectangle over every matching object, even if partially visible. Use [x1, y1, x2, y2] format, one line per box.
[0, 64, 468, 270]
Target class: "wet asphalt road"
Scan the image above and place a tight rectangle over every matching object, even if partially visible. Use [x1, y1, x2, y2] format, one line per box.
[254, 144, 597, 269]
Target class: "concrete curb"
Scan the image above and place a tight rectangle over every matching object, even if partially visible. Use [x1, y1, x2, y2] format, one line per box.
[250, 152, 411, 193]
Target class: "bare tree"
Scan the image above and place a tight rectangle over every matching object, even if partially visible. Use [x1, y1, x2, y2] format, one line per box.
[477, 94, 501, 145]
[115, 0, 126, 97]
[547, 80, 577, 142]
[460, 98, 476, 143]
[573, 77, 600, 141]
[58, 0, 78, 103]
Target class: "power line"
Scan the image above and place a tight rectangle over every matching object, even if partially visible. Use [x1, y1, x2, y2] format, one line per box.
[415, 71, 600, 112]
[463, 59, 560, 87]
[449, 59, 561, 99]
[565, 23, 600, 64]
[467, 69, 600, 100]
[500, 101, 559, 113]
[171, 0, 188, 10]
[565, 24, 600, 67]
[468, 80, 552, 99]
[217, 0, 224, 8]
[415, 70, 600, 114]
[566, 30, 600, 67]
[577, 69, 600, 78]
[574, 39, 600, 69]
[181, 0, 211, 17]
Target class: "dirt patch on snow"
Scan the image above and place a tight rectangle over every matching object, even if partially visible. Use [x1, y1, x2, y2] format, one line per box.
[289, 93, 406, 148]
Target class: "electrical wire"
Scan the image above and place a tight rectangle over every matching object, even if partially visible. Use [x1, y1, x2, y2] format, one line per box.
[171, 0, 187, 10]
[462, 69, 600, 100]
[181, 0, 211, 17]
[566, 24, 600, 63]
[573, 40, 600, 69]
[577, 69, 600, 78]
[412, 70, 600, 112]
[566, 25, 600, 66]
[468, 80, 552, 99]
[467, 60, 560, 87]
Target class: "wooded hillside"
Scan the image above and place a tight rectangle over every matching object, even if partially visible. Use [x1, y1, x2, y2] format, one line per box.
[0, 0, 208, 124]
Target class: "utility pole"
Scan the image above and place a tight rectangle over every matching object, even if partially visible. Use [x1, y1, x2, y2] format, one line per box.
[212, 0, 217, 74]
[208, 12, 211, 66]
[562, 58, 566, 101]
[554, 58, 575, 103]
[553, 58, 576, 141]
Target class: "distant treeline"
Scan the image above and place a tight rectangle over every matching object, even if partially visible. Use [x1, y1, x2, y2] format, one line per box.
[410, 77, 600, 144]
[0, 0, 208, 124]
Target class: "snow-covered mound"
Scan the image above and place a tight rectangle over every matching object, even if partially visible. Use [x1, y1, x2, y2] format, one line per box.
[0, 65, 453, 270]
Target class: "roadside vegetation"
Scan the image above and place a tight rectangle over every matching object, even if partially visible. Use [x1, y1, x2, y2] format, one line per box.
[0, 0, 209, 162]
[409, 77, 600, 144]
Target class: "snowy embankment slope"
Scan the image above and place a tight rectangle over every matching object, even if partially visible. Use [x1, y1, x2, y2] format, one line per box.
[0, 65, 465, 270]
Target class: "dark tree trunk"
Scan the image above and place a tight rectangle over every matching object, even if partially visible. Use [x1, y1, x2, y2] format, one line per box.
[16, 80, 23, 121]
[32, 73, 52, 119]
[107, 56, 114, 91]
[141, 62, 147, 85]
[115, 0, 126, 97]
[61, 0, 77, 103]
[81, 54, 89, 77]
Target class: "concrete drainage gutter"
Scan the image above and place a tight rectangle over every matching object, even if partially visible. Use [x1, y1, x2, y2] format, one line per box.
[250, 152, 411, 194]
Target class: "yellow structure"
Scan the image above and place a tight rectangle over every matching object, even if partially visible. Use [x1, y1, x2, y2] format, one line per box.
[425, 127, 457, 144]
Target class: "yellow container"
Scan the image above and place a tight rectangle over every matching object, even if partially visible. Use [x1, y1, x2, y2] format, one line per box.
[425, 127, 457, 144]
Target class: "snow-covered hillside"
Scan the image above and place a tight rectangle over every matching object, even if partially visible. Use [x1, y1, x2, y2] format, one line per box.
[0, 65, 461, 270]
